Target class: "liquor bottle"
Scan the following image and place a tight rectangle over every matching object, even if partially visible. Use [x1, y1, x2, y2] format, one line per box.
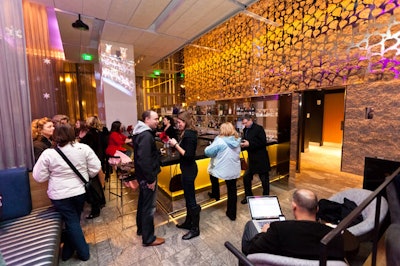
[251, 104, 256, 116]
[236, 105, 241, 115]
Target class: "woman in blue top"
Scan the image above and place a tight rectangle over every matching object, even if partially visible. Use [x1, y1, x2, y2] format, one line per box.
[168, 110, 200, 240]
[205, 122, 241, 220]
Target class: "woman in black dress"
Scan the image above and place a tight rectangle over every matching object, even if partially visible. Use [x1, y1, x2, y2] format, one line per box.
[156, 115, 178, 141]
[80, 116, 106, 219]
[168, 110, 200, 240]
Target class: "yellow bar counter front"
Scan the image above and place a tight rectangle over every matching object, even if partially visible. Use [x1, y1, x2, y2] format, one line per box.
[156, 135, 289, 215]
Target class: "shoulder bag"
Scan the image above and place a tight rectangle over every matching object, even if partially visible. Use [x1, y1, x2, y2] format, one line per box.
[55, 147, 104, 205]
[169, 165, 183, 192]
[240, 151, 248, 170]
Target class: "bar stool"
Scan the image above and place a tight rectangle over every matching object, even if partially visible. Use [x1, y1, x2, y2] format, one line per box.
[105, 155, 120, 182]
[107, 158, 136, 229]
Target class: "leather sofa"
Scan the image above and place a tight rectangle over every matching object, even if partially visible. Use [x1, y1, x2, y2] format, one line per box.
[0, 168, 62, 266]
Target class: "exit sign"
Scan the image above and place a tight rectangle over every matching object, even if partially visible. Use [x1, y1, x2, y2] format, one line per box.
[81, 53, 93, 61]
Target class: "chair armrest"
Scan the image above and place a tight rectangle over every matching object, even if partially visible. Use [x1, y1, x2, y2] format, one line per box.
[224, 241, 254, 266]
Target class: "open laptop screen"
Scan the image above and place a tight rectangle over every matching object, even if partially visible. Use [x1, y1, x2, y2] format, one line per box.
[248, 196, 283, 220]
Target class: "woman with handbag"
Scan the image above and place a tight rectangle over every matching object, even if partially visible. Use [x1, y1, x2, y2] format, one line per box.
[33, 124, 101, 262]
[204, 122, 241, 220]
[79, 116, 107, 219]
[168, 110, 200, 240]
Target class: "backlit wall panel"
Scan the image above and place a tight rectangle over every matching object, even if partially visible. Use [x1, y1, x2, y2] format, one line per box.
[184, 0, 400, 102]
[184, 0, 400, 176]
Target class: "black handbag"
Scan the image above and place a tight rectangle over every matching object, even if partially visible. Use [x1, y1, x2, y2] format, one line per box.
[55, 147, 105, 205]
[169, 174, 183, 192]
[169, 165, 183, 192]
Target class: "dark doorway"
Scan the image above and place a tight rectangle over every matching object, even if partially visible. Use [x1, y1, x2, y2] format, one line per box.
[301, 90, 324, 152]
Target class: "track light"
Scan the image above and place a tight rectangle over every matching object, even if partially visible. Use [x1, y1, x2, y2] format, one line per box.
[72, 14, 89, 31]
[242, 10, 280, 27]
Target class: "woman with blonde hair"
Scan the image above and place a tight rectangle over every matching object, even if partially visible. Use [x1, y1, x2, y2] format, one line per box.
[205, 122, 241, 220]
[32, 117, 54, 162]
[168, 110, 200, 240]
[80, 116, 106, 219]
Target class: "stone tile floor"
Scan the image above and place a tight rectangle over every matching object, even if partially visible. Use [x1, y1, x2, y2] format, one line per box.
[61, 144, 377, 266]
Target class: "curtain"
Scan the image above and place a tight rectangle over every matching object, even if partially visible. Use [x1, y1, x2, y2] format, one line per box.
[0, 0, 33, 169]
[0, 0, 99, 169]
[57, 62, 98, 123]
[23, 1, 98, 124]
[23, 1, 64, 119]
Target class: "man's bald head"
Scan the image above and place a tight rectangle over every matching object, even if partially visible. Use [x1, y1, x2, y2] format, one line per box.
[292, 189, 318, 215]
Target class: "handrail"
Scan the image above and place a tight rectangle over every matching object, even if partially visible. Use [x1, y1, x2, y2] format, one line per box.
[224, 241, 254, 266]
[320, 166, 400, 266]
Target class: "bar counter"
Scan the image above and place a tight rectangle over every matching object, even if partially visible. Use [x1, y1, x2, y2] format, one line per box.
[156, 134, 289, 215]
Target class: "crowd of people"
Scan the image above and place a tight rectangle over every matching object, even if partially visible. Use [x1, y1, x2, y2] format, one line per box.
[30, 111, 346, 262]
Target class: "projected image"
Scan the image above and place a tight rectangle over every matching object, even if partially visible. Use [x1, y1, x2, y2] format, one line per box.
[100, 42, 135, 96]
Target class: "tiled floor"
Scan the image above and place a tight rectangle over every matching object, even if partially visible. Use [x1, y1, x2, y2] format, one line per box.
[61, 143, 371, 266]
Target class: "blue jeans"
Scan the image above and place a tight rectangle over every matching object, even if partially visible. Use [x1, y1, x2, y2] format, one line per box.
[51, 194, 89, 260]
[136, 179, 157, 244]
[182, 174, 197, 209]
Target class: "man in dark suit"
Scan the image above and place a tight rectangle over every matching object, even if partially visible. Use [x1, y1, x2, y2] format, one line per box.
[240, 114, 271, 204]
[241, 189, 345, 261]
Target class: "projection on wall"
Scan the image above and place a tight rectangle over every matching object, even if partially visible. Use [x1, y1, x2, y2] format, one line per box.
[99, 42, 135, 96]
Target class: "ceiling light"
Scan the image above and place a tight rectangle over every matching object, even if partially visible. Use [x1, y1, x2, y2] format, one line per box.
[72, 14, 89, 31]
[242, 10, 281, 27]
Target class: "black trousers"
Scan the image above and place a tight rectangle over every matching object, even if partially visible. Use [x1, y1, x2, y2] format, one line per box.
[210, 175, 238, 219]
[243, 170, 270, 197]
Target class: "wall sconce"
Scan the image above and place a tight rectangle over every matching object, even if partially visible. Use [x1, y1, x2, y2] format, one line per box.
[365, 107, 374, 119]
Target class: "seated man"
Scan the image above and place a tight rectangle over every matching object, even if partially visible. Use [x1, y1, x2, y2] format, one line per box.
[241, 189, 345, 261]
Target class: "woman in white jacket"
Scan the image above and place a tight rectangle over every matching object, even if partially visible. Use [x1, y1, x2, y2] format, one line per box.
[205, 122, 241, 220]
[33, 124, 101, 262]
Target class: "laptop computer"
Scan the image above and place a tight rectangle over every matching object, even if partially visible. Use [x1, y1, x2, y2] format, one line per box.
[247, 195, 286, 233]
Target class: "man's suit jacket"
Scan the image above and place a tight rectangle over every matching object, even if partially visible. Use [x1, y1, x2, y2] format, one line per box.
[243, 122, 271, 174]
[245, 220, 344, 261]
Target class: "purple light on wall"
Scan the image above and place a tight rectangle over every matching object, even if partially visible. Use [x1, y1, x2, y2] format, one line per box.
[46, 7, 63, 52]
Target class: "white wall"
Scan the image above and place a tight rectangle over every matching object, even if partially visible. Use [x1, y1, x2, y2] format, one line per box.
[103, 82, 137, 129]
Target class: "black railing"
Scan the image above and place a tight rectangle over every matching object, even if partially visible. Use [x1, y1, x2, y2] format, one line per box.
[320, 166, 400, 266]
[224, 241, 254, 266]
